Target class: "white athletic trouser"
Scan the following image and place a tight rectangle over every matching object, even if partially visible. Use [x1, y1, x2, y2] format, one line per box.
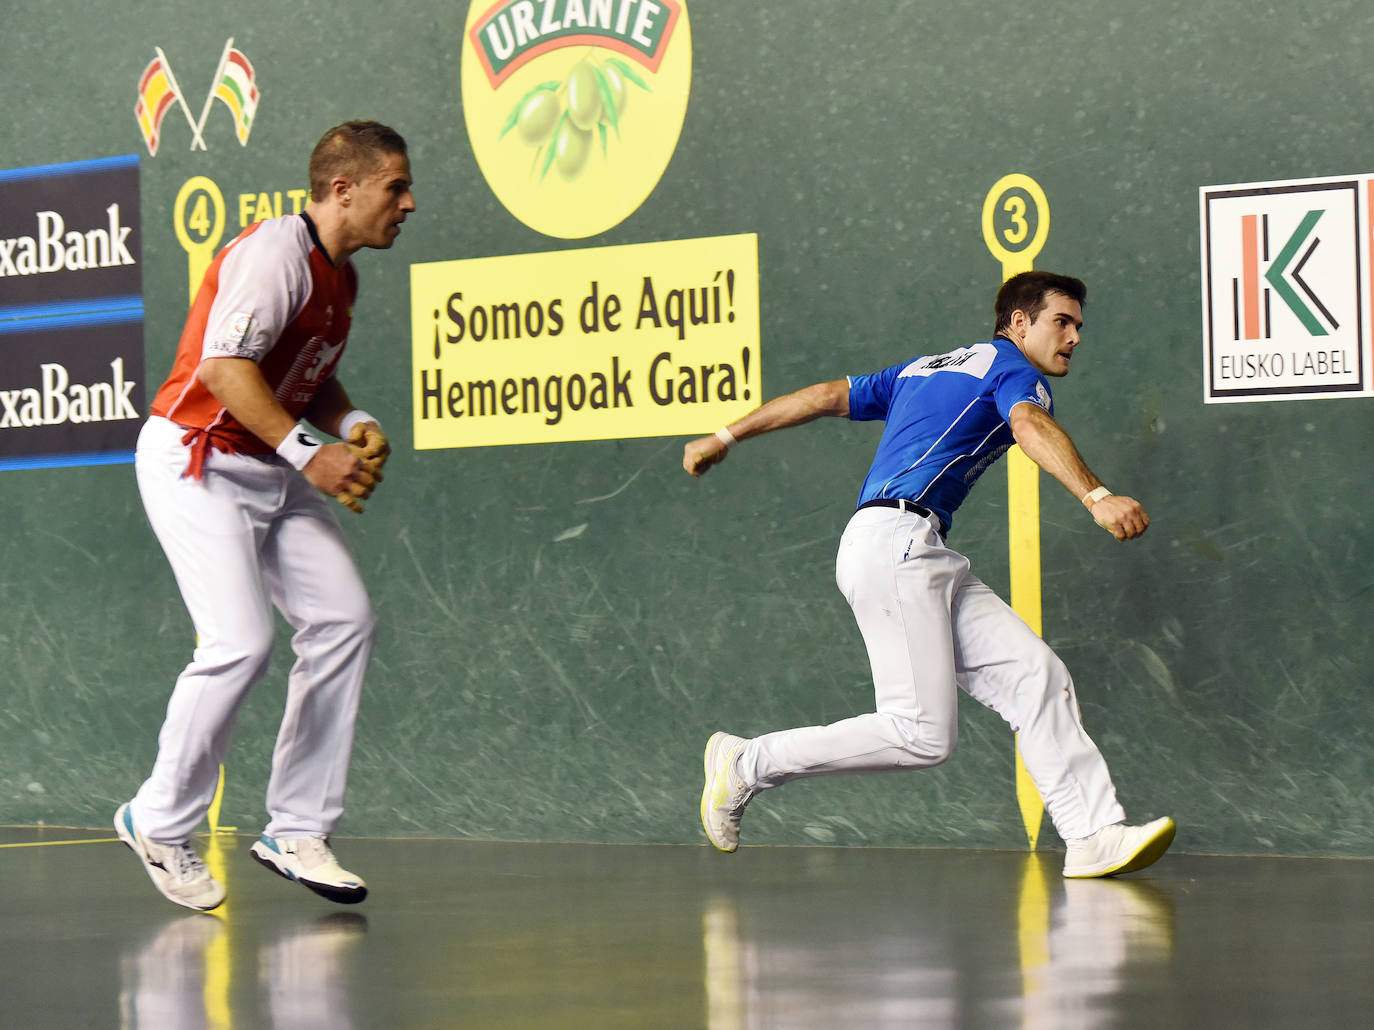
[737, 505, 1126, 841]
[129, 416, 376, 843]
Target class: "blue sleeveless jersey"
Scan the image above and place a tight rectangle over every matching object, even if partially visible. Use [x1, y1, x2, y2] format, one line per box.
[847, 337, 1053, 534]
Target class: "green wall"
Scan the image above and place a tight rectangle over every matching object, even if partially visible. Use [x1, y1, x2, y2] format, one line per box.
[2, 0, 1371, 856]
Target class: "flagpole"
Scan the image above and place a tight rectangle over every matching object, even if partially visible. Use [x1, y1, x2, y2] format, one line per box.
[155, 46, 208, 151]
[194, 37, 235, 151]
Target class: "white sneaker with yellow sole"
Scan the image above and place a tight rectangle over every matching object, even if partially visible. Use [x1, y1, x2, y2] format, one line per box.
[1063, 817, 1177, 878]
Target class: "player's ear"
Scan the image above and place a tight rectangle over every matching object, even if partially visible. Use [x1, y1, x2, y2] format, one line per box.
[331, 176, 353, 206]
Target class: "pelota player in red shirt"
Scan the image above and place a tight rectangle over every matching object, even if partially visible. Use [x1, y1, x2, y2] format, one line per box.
[115, 121, 415, 910]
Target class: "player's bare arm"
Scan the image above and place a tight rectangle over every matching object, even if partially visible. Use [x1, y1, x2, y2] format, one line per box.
[196, 356, 375, 499]
[1008, 401, 1149, 541]
[683, 378, 850, 476]
[301, 375, 356, 439]
[305, 377, 391, 471]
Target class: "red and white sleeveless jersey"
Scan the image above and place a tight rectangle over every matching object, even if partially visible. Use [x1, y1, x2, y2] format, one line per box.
[151, 213, 358, 468]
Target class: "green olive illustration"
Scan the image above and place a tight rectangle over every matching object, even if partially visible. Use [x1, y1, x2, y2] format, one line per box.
[516, 91, 562, 145]
[501, 58, 652, 182]
[566, 60, 602, 131]
[601, 63, 627, 116]
[554, 120, 593, 179]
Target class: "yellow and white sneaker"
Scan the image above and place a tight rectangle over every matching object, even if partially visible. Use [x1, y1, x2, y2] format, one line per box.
[1063, 817, 1177, 878]
[250, 835, 368, 904]
[701, 732, 754, 853]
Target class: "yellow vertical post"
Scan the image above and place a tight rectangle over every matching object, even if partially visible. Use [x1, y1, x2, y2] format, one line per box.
[983, 175, 1056, 1022]
[202, 829, 233, 1030]
[201, 766, 234, 1029]
[981, 174, 1051, 850]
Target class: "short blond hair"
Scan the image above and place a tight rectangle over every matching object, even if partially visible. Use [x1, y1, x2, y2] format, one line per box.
[308, 121, 408, 201]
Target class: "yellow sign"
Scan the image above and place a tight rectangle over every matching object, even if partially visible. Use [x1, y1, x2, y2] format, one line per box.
[411, 233, 759, 449]
[982, 173, 1050, 276]
[982, 172, 1051, 850]
[173, 175, 226, 306]
[175, 179, 314, 302]
[460, 0, 692, 239]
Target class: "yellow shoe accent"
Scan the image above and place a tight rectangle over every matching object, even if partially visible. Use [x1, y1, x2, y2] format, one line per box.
[1063, 817, 1176, 879]
[700, 732, 750, 853]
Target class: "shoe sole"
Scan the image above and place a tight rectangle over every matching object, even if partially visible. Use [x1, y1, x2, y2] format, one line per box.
[250, 844, 369, 905]
[700, 732, 738, 854]
[1064, 817, 1177, 879]
[114, 804, 224, 912]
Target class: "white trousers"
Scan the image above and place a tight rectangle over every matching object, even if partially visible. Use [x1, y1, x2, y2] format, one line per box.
[738, 505, 1126, 841]
[129, 416, 376, 843]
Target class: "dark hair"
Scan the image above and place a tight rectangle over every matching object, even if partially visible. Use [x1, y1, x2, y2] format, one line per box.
[993, 271, 1086, 335]
[308, 121, 408, 201]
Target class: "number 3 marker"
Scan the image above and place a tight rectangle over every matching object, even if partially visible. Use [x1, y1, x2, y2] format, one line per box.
[982, 173, 1050, 279]
[983, 173, 1051, 851]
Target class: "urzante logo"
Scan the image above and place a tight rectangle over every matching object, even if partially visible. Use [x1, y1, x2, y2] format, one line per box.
[135, 38, 260, 155]
[470, 0, 679, 87]
[461, 0, 691, 238]
[0, 205, 135, 278]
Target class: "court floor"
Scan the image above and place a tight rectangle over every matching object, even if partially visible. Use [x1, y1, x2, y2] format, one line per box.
[2, 827, 1371, 1028]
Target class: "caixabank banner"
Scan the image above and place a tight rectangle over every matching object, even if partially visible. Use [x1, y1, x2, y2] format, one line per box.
[0, 155, 144, 470]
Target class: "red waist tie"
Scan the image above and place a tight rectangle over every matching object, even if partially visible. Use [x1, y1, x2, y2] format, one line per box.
[178, 425, 244, 480]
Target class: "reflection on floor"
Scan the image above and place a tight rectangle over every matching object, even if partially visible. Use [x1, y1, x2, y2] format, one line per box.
[2, 829, 1371, 1028]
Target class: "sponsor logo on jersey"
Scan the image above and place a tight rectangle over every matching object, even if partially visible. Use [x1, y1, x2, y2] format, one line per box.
[230, 312, 253, 341]
[304, 338, 344, 382]
[898, 343, 997, 380]
[207, 333, 257, 359]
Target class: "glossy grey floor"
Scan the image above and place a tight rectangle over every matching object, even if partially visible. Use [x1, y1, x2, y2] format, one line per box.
[3, 828, 1371, 1028]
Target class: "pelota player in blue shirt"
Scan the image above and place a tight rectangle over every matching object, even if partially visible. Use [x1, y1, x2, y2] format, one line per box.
[685, 271, 1175, 878]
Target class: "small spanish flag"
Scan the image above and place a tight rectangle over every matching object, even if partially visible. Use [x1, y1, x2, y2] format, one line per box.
[134, 56, 181, 156]
[213, 48, 259, 145]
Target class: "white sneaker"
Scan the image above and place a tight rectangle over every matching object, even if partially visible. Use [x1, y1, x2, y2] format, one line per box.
[114, 802, 226, 911]
[701, 732, 754, 853]
[1063, 817, 1177, 878]
[250, 835, 368, 904]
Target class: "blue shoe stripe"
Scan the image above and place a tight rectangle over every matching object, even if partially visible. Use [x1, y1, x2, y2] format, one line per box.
[254, 835, 299, 880]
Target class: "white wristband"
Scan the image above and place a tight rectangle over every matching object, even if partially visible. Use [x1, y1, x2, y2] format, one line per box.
[1082, 486, 1112, 507]
[276, 425, 324, 470]
[338, 409, 380, 440]
[715, 426, 738, 449]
